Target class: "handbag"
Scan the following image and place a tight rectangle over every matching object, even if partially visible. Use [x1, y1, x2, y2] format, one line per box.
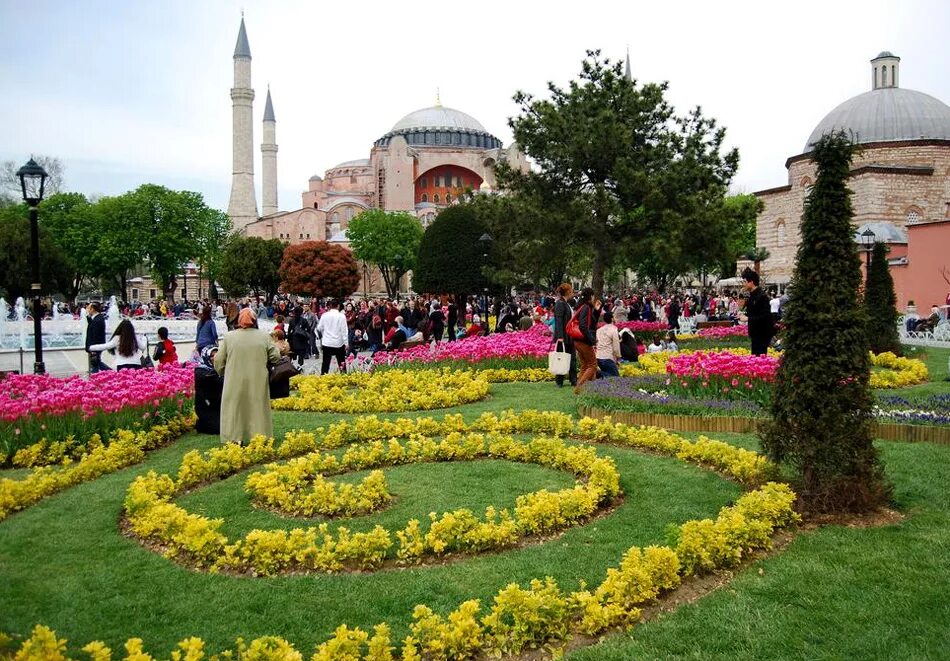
[140, 355, 155, 368]
[548, 340, 571, 375]
[566, 305, 589, 341]
[269, 356, 299, 383]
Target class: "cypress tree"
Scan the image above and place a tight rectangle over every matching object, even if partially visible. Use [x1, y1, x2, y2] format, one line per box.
[864, 241, 902, 355]
[760, 132, 890, 512]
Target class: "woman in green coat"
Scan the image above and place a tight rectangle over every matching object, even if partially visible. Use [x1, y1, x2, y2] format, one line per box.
[214, 308, 281, 445]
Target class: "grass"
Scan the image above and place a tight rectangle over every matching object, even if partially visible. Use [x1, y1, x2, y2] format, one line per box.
[0, 382, 740, 653]
[3, 369, 949, 658]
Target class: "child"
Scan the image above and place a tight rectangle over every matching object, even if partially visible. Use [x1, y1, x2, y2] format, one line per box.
[665, 331, 678, 352]
[152, 326, 179, 366]
[647, 335, 665, 353]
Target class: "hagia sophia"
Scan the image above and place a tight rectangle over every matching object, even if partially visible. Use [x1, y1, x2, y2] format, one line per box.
[755, 51, 950, 309]
[224, 17, 527, 276]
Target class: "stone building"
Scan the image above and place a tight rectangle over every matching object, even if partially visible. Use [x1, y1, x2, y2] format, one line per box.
[755, 51, 950, 307]
[225, 17, 528, 294]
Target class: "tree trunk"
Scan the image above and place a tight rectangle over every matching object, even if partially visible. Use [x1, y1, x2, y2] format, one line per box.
[591, 248, 607, 298]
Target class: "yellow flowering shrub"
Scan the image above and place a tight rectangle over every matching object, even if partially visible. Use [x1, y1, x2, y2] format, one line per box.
[480, 577, 572, 655]
[869, 351, 928, 388]
[272, 369, 490, 413]
[476, 367, 554, 383]
[0, 414, 193, 522]
[246, 468, 391, 518]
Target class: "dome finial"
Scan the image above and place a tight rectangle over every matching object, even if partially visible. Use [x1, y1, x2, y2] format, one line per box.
[435, 87, 442, 107]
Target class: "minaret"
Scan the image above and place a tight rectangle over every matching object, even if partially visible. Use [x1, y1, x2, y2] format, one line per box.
[624, 47, 632, 82]
[261, 86, 278, 217]
[227, 16, 259, 232]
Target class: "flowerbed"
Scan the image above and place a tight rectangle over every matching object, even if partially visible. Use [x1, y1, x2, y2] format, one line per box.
[372, 325, 554, 366]
[0, 413, 194, 522]
[273, 369, 490, 413]
[665, 351, 779, 405]
[870, 351, 929, 388]
[0, 366, 194, 464]
[698, 325, 748, 338]
[582, 376, 767, 419]
[15, 412, 797, 658]
[125, 411, 623, 575]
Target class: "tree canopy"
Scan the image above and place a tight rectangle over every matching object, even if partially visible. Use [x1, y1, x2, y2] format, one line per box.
[413, 205, 491, 301]
[346, 209, 424, 297]
[279, 241, 360, 299]
[218, 236, 285, 300]
[0, 204, 72, 300]
[499, 50, 739, 295]
[864, 241, 901, 355]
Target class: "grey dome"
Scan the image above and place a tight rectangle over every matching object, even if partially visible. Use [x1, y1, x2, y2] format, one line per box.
[392, 106, 487, 132]
[805, 87, 950, 150]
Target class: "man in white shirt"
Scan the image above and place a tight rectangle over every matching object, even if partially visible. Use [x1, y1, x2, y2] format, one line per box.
[316, 299, 349, 374]
[770, 292, 781, 323]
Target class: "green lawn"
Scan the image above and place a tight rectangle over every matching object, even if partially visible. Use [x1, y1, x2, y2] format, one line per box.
[2, 377, 949, 659]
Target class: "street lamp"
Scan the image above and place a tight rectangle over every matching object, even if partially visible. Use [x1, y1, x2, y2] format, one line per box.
[16, 158, 49, 375]
[362, 262, 369, 300]
[860, 227, 876, 280]
[479, 233, 493, 336]
[393, 254, 402, 302]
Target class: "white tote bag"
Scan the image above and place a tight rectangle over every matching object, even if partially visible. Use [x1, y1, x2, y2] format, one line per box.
[548, 340, 571, 375]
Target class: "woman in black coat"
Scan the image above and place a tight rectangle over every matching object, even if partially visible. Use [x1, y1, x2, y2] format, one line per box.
[552, 283, 577, 388]
[287, 307, 311, 367]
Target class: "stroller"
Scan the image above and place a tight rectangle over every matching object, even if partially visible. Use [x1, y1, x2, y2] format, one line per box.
[194, 364, 223, 434]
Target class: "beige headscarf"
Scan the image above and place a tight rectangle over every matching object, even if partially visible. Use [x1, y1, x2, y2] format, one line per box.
[237, 308, 257, 329]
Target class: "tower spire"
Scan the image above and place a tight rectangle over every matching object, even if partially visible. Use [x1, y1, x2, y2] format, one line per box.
[624, 47, 632, 82]
[228, 15, 258, 232]
[261, 86, 278, 216]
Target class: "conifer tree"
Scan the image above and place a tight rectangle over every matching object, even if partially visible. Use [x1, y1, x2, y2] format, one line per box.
[760, 132, 890, 512]
[864, 241, 901, 355]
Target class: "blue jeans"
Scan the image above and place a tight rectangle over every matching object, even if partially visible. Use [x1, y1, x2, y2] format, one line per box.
[597, 358, 619, 377]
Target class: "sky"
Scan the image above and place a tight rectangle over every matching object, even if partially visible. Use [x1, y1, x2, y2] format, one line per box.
[1, 0, 948, 214]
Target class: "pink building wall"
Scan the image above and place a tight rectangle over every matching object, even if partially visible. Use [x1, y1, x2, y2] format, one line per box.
[888, 220, 950, 311]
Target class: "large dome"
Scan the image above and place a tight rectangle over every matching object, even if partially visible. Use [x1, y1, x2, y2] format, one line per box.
[805, 87, 950, 151]
[375, 104, 502, 150]
[391, 105, 487, 132]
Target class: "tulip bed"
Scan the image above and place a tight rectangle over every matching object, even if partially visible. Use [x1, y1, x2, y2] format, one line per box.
[665, 351, 778, 406]
[0, 366, 194, 464]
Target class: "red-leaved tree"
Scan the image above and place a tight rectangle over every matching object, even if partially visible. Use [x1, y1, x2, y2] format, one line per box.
[278, 241, 360, 299]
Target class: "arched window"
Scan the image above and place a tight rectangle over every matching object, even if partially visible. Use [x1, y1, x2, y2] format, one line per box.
[346, 207, 355, 221]
[906, 209, 920, 224]
[433, 194, 440, 204]
[421, 193, 428, 203]
[445, 193, 452, 204]
[800, 176, 812, 188]
[776, 220, 787, 247]
[882, 67, 887, 87]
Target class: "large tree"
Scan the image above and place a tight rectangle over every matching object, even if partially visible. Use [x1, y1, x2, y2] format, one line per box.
[413, 205, 491, 305]
[761, 132, 890, 513]
[864, 241, 901, 355]
[218, 236, 285, 300]
[38, 192, 101, 301]
[93, 194, 147, 300]
[346, 209, 423, 298]
[500, 51, 738, 295]
[0, 204, 72, 300]
[279, 241, 360, 299]
[192, 209, 232, 300]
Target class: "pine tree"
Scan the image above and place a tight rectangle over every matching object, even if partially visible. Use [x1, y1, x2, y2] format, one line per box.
[760, 132, 890, 512]
[864, 241, 902, 355]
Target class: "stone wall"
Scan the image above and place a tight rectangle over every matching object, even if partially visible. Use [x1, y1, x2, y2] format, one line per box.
[756, 141, 950, 283]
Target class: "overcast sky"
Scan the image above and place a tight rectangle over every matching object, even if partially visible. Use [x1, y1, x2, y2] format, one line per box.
[2, 0, 947, 213]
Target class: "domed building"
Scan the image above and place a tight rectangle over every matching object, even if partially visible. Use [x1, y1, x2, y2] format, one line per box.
[755, 52, 950, 308]
[228, 20, 527, 270]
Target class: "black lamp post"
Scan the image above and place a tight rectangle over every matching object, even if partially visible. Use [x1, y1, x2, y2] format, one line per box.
[393, 254, 402, 302]
[16, 158, 49, 375]
[479, 233, 493, 336]
[860, 227, 876, 281]
[362, 262, 369, 300]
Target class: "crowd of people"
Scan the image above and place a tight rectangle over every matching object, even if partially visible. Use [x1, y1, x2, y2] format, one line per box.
[72, 270, 795, 446]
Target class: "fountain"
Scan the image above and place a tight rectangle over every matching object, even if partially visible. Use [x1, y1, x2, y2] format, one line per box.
[14, 297, 27, 350]
[106, 295, 121, 335]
